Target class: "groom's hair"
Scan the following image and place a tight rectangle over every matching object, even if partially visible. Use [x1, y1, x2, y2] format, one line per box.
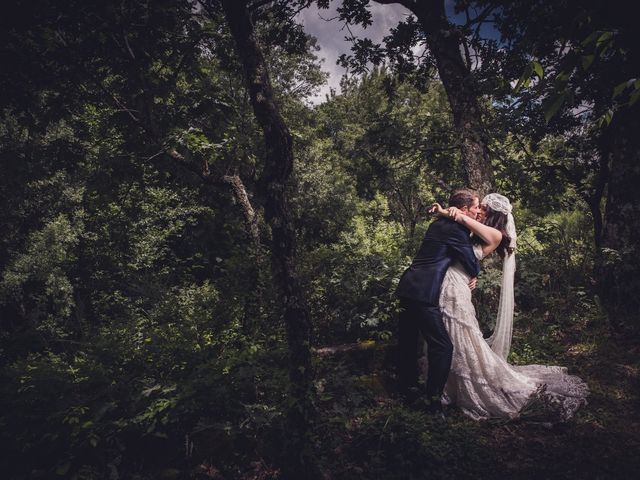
[448, 188, 478, 209]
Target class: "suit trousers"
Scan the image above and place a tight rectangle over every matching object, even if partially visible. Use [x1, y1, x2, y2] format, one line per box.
[397, 297, 453, 400]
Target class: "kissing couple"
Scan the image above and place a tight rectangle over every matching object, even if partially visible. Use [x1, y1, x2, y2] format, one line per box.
[396, 189, 588, 420]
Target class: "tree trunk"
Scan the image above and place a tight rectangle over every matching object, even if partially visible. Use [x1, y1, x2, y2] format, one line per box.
[395, 0, 495, 195]
[597, 103, 640, 331]
[220, 1, 316, 477]
[585, 195, 603, 251]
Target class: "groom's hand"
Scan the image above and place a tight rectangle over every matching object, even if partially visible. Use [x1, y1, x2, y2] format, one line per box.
[468, 277, 477, 290]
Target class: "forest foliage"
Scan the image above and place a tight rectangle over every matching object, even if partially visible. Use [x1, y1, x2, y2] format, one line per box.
[1, 1, 639, 479]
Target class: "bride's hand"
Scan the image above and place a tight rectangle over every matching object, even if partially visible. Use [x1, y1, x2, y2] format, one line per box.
[447, 206, 462, 221]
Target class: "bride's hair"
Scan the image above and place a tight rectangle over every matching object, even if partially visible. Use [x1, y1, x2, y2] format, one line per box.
[474, 207, 512, 257]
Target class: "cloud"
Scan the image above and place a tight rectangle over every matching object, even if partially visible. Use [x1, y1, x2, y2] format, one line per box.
[296, 1, 410, 104]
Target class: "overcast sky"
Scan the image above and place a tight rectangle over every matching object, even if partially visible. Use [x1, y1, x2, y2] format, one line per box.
[296, 2, 411, 104]
[296, 1, 500, 104]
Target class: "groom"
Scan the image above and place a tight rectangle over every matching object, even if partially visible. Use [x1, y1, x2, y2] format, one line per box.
[395, 188, 481, 413]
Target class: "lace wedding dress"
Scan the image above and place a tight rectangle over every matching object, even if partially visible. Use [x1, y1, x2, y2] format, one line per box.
[436, 245, 589, 421]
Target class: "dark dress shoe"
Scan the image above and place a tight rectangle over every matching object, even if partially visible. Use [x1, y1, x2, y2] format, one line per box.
[426, 403, 447, 423]
[399, 386, 421, 406]
[425, 399, 443, 414]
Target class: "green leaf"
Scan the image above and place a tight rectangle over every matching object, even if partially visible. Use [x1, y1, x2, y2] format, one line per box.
[594, 110, 613, 128]
[531, 61, 544, 80]
[596, 31, 613, 49]
[56, 463, 71, 476]
[542, 92, 567, 124]
[555, 71, 570, 84]
[581, 31, 600, 47]
[566, 90, 575, 105]
[613, 81, 628, 99]
[629, 89, 640, 106]
[581, 54, 595, 70]
[514, 63, 533, 92]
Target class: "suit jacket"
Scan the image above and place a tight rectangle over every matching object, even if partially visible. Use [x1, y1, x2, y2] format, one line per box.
[396, 218, 481, 306]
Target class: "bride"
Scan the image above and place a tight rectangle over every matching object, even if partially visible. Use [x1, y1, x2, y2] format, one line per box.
[430, 193, 588, 421]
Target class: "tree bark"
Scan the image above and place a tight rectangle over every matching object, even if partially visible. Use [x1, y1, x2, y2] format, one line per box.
[222, 173, 261, 251]
[220, 1, 316, 477]
[377, 0, 495, 194]
[596, 103, 640, 331]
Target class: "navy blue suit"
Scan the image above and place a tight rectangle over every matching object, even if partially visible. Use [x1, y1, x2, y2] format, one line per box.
[396, 218, 480, 401]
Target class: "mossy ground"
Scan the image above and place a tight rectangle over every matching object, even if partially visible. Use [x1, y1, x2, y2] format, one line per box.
[310, 307, 640, 479]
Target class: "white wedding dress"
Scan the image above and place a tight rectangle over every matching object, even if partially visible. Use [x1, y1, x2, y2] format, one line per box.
[436, 245, 589, 421]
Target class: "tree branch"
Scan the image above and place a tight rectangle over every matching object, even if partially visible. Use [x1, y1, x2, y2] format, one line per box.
[372, 0, 416, 10]
[465, 3, 497, 29]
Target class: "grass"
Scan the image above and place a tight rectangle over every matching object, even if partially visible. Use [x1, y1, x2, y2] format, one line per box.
[6, 295, 636, 479]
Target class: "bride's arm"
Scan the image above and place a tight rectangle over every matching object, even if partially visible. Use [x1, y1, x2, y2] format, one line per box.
[454, 213, 501, 255]
[430, 203, 502, 255]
